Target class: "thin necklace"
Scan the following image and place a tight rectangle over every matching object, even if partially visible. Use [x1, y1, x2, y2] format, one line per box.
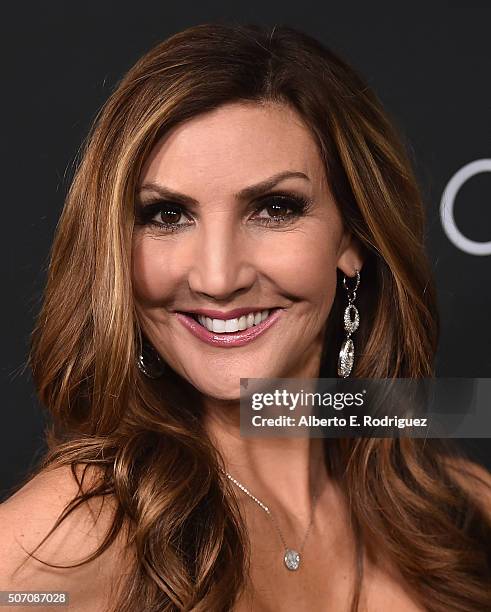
[219, 458, 323, 571]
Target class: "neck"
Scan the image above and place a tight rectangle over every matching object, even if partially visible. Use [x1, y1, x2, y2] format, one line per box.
[201, 395, 329, 520]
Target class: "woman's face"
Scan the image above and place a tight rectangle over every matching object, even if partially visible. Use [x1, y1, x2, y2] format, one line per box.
[132, 101, 362, 399]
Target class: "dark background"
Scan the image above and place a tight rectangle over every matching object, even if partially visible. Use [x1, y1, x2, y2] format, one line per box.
[2, 1, 490, 501]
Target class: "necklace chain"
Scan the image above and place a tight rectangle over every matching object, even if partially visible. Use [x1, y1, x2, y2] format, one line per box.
[218, 455, 323, 570]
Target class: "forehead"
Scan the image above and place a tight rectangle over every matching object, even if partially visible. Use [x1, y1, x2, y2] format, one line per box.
[139, 101, 326, 191]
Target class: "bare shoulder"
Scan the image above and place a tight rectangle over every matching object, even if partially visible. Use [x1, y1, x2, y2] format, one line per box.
[0, 464, 133, 611]
[443, 455, 491, 517]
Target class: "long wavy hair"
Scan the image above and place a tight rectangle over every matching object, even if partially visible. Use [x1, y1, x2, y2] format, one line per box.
[19, 22, 491, 611]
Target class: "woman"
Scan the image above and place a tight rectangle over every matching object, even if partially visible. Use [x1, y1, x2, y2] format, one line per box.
[1, 23, 490, 612]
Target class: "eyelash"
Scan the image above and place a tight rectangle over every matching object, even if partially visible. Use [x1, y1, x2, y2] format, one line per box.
[134, 193, 312, 234]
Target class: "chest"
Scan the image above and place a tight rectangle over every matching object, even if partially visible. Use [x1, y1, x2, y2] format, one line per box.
[233, 559, 425, 612]
[231, 508, 424, 612]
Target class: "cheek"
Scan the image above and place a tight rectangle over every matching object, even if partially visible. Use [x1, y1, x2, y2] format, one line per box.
[131, 236, 180, 305]
[262, 226, 339, 305]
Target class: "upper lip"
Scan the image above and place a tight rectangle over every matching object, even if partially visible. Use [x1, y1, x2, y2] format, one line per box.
[177, 307, 279, 320]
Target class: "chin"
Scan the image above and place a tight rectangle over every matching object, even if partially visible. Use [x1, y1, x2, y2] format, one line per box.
[189, 367, 272, 402]
[197, 381, 242, 402]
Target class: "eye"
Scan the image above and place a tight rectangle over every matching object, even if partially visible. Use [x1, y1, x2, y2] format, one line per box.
[154, 206, 187, 226]
[252, 194, 311, 226]
[135, 201, 192, 232]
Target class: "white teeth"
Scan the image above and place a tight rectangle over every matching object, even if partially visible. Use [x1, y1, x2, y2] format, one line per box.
[224, 318, 237, 332]
[196, 309, 272, 333]
[212, 319, 226, 333]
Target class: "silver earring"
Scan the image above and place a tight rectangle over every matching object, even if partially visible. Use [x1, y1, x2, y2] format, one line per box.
[137, 341, 166, 379]
[337, 269, 360, 378]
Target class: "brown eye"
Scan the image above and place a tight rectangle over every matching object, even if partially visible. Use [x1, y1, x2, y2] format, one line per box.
[158, 208, 182, 224]
[135, 200, 192, 232]
[265, 203, 290, 219]
[254, 195, 309, 225]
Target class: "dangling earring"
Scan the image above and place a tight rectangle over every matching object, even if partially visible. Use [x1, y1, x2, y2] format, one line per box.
[137, 340, 166, 379]
[337, 268, 360, 378]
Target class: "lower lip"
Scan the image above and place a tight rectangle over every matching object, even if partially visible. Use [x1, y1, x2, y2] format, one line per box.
[175, 309, 284, 347]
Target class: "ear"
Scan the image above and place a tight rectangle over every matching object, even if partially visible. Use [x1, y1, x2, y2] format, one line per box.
[336, 230, 364, 277]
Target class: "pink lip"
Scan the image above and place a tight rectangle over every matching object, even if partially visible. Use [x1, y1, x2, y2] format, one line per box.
[175, 308, 284, 347]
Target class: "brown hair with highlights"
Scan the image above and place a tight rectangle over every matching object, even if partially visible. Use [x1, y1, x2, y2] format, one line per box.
[19, 23, 491, 611]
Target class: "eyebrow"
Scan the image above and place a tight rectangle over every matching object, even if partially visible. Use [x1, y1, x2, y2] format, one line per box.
[137, 170, 310, 205]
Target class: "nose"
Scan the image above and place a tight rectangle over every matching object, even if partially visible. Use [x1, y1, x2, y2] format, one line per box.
[187, 216, 256, 300]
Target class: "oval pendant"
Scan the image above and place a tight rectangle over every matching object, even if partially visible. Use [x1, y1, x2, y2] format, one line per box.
[337, 338, 354, 378]
[284, 548, 301, 571]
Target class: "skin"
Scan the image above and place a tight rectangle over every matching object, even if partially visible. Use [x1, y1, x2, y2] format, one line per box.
[132, 100, 364, 565]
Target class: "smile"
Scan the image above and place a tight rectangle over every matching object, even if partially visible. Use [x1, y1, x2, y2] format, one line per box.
[196, 309, 271, 333]
[175, 308, 284, 347]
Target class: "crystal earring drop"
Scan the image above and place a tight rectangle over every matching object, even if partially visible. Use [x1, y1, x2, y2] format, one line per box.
[337, 269, 360, 378]
[137, 340, 166, 379]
